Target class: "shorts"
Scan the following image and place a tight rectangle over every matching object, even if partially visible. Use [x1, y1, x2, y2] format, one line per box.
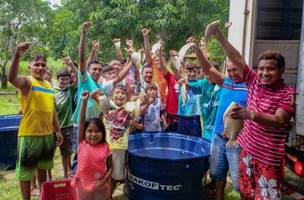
[16, 134, 55, 181]
[177, 115, 201, 137]
[209, 134, 241, 191]
[59, 127, 73, 156]
[111, 149, 126, 181]
[239, 149, 283, 199]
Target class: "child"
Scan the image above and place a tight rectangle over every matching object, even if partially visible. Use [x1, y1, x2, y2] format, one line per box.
[176, 63, 202, 137]
[72, 90, 112, 200]
[8, 42, 63, 200]
[142, 82, 167, 132]
[90, 85, 151, 198]
[54, 68, 77, 178]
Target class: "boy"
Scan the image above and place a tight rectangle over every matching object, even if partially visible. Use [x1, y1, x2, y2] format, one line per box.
[54, 68, 77, 178]
[176, 63, 202, 137]
[142, 82, 167, 132]
[8, 42, 63, 200]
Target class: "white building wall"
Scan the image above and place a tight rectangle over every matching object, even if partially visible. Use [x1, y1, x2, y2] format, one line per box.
[228, 0, 256, 65]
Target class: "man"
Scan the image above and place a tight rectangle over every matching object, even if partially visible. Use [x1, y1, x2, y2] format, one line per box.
[190, 30, 248, 199]
[8, 42, 63, 200]
[204, 21, 295, 200]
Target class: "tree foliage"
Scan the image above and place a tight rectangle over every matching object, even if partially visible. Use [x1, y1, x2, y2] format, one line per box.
[0, 0, 229, 88]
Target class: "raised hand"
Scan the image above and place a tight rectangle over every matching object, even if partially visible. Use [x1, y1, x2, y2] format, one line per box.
[92, 40, 101, 51]
[16, 42, 31, 57]
[141, 28, 150, 37]
[204, 20, 220, 44]
[63, 56, 73, 66]
[169, 50, 178, 57]
[126, 38, 133, 48]
[113, 38, 121, 49]
[81, 90, 90, 101]
[82, 21, 91, 32]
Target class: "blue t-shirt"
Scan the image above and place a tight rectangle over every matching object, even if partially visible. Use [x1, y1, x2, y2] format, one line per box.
[213, 77, 248, 136]
[177, 82, 201, 117]
[71, 72, 113, 124]
[189, 78, 220, 141]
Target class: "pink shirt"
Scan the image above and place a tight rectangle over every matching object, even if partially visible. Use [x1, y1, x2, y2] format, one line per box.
[165, 72, 179, 115]
[73, 141, 111, 191]
[237, 66, 295, 166]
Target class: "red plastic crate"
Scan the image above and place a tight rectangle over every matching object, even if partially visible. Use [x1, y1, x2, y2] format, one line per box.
[40, 179, 76, 200]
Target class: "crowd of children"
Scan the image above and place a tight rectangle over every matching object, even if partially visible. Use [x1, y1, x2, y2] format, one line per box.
[9, 20, 295, 200]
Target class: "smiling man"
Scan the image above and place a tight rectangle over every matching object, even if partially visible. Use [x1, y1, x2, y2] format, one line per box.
[205, 22, 295, 200]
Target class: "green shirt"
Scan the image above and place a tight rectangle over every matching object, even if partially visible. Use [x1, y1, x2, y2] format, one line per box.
[54, 85, 76, 128]
[188, 78, 220, 141]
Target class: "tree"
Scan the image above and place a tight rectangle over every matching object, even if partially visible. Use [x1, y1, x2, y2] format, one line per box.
[0, 0, 53, 88]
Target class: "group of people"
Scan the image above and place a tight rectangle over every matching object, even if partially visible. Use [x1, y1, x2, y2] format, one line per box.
[9, 20, 295, 200]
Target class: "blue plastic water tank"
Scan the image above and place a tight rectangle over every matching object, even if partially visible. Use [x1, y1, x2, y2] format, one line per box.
[0, 115, 21, 169]
[126, 132, 210, 200]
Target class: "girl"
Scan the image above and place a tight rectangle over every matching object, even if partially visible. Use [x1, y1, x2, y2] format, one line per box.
[72, 90, 112, 200]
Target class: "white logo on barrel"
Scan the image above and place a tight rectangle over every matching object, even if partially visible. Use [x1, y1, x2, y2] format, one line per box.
[128, 173, 182, 191]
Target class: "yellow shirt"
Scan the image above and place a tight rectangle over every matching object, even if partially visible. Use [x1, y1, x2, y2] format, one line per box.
[18, 76, 54, 136]
[102, 100, 140, 150]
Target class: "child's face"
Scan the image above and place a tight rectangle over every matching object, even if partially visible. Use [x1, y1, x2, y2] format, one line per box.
[58, 76, 70, 88]
[28, 59, 47, 80]
[112, 88, 127, 106]
[146, 88, 157, 99]
[103, 69, 117, 81]
[85, 122, 102, 145]
[186, 67, 198, 80]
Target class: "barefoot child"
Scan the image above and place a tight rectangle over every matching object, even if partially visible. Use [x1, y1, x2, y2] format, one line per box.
[72, 91, 112, 200]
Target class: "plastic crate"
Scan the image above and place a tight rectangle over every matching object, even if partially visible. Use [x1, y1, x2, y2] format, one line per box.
[40, 179, 76, 200]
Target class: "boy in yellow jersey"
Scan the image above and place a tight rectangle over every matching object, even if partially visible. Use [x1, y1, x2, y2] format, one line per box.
[8, 42, 63, 200]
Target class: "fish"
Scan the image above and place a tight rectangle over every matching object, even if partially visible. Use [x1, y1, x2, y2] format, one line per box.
[223, 102, 243, 147]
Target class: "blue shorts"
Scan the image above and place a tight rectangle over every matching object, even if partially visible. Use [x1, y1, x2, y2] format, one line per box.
[177, 115, 201, 137]
[209, 134, 241, 192]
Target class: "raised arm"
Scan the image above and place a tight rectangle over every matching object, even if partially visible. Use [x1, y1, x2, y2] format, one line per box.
[113, 38, 123, 61]
[205, 21, 247, 77]
[78, 90, 89, 144]
[86, 40, 100, 67]
[79, 22, 91, 73]
[8, 42, 31, 94]
[190, 37, 225, 85]
[168, 50, 182, 80]
[158, 41, 168, 76]
[141, 28, 153, 65]
[63, 56, 78, 87]
[113, 59, 133, 86]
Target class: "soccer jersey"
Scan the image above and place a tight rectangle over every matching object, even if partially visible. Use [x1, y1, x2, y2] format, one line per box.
[19, 76, 54, 136]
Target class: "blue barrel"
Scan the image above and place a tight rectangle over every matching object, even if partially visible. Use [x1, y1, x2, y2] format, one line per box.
[126, 132, 210, 200]
[0, 115, 21, 169]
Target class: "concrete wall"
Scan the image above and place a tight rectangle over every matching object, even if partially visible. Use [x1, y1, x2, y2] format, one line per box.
[228, 0, 256, 65]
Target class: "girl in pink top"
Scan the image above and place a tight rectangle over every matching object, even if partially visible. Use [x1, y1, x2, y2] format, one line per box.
[72, 90, 112, 200]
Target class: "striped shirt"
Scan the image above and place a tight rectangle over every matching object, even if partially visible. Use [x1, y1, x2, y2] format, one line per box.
[237, 66, 295, 166]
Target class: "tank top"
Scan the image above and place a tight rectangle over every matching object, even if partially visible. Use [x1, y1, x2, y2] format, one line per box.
[18, 76, 54, 136]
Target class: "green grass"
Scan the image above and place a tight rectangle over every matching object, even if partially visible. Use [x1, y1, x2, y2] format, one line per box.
[0, 94, 19, 115]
